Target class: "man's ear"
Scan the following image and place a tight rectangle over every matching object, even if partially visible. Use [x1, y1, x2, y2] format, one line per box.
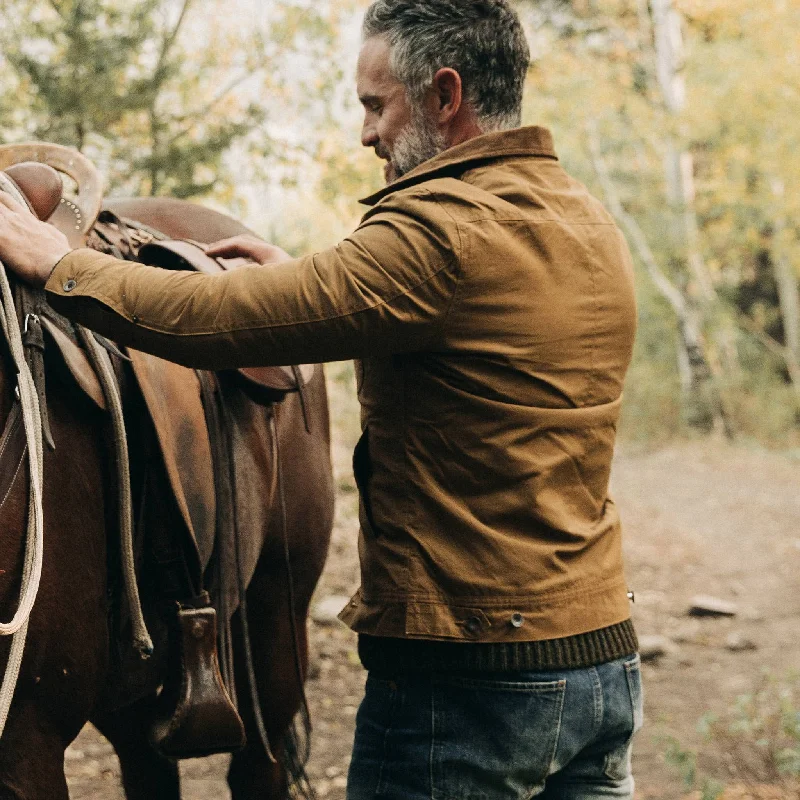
[431, 68, 462, 124]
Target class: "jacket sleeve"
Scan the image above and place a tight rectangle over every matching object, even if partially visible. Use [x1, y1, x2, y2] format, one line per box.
[44, 188, 460, 370]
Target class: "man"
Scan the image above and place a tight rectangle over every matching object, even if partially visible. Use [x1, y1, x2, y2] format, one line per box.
[0, 0, 642, 796]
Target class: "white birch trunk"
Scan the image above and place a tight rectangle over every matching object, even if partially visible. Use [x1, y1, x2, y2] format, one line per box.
[649, 0, 735, 435]
[651, 0, 716, 303]
[771, 179, 800, 371]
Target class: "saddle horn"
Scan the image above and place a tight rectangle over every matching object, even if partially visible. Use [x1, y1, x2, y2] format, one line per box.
[3, 163, 63, 221]
[0, 142, 103, 247]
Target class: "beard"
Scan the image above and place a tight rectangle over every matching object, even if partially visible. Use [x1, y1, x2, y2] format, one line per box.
[382, 109, 445, 183]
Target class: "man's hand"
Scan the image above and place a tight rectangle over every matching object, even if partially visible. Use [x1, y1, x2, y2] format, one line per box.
[206, 235, 292, 265]
[0, 192, 72, 288]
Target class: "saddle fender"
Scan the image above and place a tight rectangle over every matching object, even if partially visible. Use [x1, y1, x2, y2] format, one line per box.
[128, 349, 216, 569]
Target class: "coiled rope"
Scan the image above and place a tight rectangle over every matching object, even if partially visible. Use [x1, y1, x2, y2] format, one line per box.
[0, 175, 151, 739]
[0, 257, 44, 736]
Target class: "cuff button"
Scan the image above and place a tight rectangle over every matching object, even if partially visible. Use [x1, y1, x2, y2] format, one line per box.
[63, 279, 77, 292]
[510, 613, 524, 628]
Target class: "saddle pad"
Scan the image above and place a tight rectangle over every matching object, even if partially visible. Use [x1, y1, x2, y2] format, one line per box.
[128, 349, 216, 568]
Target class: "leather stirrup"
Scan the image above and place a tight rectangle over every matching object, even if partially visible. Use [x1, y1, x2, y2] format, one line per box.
[149, 603, 246, 759]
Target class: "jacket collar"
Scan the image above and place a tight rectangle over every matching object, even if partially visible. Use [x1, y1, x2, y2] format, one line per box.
[359, 125, 558, 207]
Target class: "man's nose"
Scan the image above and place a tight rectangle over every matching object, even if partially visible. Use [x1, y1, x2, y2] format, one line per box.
[361, 119, 378, 148]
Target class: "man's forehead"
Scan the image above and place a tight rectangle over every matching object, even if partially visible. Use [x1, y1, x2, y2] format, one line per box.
[356, 36, 400, 98]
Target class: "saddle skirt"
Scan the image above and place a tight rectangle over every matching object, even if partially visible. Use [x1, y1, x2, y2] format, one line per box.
[37, 310, 217, 569]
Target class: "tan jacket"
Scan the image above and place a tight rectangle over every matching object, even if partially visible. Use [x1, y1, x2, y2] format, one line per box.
[47, 126, 637, 644]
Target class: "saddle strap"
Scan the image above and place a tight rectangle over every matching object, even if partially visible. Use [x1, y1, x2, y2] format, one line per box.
[292, 364, 312, 435]
[196, 369, 282, 764]
[77, 327, 153, 659]
[39, 316, 107, 411]
[196, 369, 237, 699]
[15, 285, 54, 450]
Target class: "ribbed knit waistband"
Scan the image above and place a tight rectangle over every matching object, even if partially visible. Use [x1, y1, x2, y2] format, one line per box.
[358, 619, 638, 674]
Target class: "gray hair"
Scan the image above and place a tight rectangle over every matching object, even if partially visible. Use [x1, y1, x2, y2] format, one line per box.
[362, 0, 530, 132]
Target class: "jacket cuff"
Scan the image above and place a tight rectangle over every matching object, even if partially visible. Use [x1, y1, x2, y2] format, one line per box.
[45, 247, 117, 298]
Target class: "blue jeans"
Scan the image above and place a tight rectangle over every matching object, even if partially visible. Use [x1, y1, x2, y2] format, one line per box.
[347, 654, 643, 800]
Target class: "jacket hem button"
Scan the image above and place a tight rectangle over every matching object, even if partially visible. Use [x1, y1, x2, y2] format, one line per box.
[462, 616, 482, 637]
[63, 279, 77, 292]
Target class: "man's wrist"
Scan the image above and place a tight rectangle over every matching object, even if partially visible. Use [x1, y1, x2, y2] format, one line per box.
[42, 248, 74, 289]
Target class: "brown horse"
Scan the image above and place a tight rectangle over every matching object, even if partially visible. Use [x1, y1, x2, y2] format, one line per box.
[0, 165, 334, 799]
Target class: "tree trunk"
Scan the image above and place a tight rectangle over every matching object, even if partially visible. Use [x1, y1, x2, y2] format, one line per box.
[771, 179, 800, 370]
[651, 0, 716, 303]
[649, 0, 736, 436]
[587, 127, 734, 437]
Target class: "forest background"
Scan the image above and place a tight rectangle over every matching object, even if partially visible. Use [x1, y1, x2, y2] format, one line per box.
[1, 2, 800, 798]
[1, 0, 799, 449]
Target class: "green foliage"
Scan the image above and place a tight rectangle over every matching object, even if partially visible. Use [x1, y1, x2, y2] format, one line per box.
[716, 672, 800, 781]
[665, 736, 699, 788]
[0, 0, 291, 198]
[665, 672, 800, 797]
[664, 735, 726, 799]
[2, 0, 161, 147]
[618, 287, 684, 445]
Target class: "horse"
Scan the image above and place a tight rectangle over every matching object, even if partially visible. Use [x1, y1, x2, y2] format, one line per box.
[0, 145, 335, 800]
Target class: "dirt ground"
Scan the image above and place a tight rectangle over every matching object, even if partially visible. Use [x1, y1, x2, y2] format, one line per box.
[65, 367, 800, 799]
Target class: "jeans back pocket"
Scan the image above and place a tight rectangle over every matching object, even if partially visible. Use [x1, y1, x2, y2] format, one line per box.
[431, 674, 566, 800]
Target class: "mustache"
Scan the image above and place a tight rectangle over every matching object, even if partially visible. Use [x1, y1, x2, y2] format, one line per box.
[374, 144, 390, 161]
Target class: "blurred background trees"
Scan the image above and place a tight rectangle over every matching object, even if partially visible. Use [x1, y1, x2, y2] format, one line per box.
[519, 0, 800, 444]
[0, 0, 797, 446]
[0, 0, 267, 196]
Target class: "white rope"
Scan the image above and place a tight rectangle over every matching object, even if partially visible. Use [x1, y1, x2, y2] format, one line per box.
[77, 329, 152, 658]
[0, 174, 148, 742]
[0, 257, 45, 736]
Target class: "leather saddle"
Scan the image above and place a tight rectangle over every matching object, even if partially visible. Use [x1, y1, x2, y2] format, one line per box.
[2, 160, 314, 410]
[1, 162, 63, 221]
[0, 159, 315, 760]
